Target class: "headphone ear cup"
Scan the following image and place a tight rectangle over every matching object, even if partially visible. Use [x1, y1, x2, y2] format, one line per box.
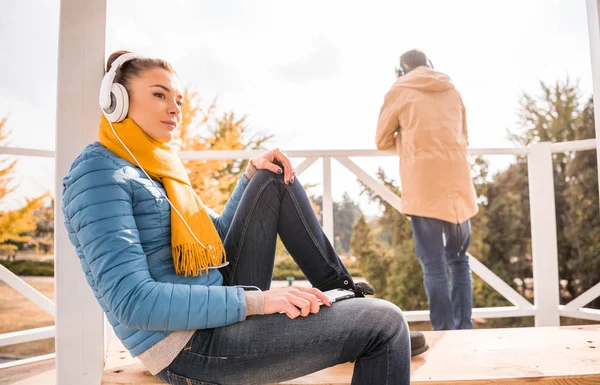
[102, 83, 129, 123]
[395, 61, 404, 78]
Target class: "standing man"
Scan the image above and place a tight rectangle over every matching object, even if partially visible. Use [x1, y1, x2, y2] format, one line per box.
[376, 49, 479, 330]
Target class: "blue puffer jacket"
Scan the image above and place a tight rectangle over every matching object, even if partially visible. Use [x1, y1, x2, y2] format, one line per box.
[62, 142, 249, 357]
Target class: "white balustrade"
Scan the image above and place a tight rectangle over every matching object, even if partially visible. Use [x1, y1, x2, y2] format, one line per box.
[0, 139, 598, 383]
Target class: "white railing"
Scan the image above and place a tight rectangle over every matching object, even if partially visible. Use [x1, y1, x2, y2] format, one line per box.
[0, 147, 58, 369]
[0, 265, 56, 370]
[0, 141, 58, 368]
[179, 141, 600, 325]
[0, 139, 599, 372]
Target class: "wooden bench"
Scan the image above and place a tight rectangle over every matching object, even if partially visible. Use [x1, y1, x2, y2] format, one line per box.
[102, 325, 600, 384]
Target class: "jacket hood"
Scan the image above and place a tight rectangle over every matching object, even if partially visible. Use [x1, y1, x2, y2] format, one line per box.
[394, 66, 455, 92]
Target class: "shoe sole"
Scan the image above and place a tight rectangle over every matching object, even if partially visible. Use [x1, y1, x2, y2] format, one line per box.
[411, 343, 429, 357]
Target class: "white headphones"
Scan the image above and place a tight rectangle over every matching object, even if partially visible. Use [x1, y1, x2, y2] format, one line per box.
[99, 53, 142, 122]
[97, 53, 229, 271]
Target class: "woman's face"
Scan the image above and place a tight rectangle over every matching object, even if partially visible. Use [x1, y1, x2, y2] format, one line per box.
[127, 68, 183, 143]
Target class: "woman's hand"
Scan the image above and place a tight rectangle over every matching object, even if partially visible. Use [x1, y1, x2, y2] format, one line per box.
[250, 148, 295, 184]
[263, 287, 331, 319]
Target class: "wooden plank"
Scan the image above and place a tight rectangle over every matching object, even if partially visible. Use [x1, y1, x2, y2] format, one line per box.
[102, 325, 600, 385]
[102, 341, 163, 385]
[409, 325, 600, 384]
[0, 358, 55, 385]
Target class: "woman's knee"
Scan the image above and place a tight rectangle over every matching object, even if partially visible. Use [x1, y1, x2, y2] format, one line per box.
[252, 169, 280, 182]
[355, 299, 409, 342]
[246, 170, 286, 197]
[331, 299, 409, 363]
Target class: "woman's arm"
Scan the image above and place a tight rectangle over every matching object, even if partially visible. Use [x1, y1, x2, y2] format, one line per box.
[206, 173, 251, 239]
[62, 154, 246, 331]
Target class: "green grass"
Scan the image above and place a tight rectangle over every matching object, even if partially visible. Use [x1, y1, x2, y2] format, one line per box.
[0, 260, 54, 276]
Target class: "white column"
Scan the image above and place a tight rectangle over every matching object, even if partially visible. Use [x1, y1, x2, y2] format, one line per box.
[55, 0, 107, 384]
[587, 0, 600, 206]
[322, 157, 334, 241]
[528, 142, 560, 326]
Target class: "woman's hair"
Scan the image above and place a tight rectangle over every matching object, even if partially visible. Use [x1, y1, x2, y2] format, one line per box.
[106, 50, 177, 90]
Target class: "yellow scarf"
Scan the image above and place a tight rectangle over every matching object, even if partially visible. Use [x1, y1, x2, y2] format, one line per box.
[99, 116, 226, 276]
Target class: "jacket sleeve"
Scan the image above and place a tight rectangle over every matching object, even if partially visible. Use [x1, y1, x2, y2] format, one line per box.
[206, 174, 250, 239]
[461, 100, 469, 146]
[62, 155, 247, 331]
[376, 88, 401, 150]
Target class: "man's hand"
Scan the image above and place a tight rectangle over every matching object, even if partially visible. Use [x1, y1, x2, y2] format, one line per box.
[263, 287, 331, 319]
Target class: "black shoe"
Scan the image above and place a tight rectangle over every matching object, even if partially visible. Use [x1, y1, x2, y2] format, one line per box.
[352, 281, 375, 297]
[410, 331, 429, 357]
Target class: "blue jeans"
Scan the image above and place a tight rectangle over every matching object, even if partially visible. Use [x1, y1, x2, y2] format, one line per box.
[158, 170, 411, 385]
[411, 215, 473, 331]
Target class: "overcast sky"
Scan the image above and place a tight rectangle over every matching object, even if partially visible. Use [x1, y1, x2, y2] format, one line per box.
[0, 0, 593, 213]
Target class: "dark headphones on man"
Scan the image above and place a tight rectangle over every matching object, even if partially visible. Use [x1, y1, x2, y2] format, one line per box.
[395, 58, 434, 78]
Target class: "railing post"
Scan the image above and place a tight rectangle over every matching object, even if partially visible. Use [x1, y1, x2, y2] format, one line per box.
[586, 0, 600, 209]
[322, 156, 334, 241]
[55, 0, 107, 384]
[528, 142, 560, 326]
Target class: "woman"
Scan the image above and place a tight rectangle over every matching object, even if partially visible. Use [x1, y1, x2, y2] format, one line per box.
[62, 50, 411, 385]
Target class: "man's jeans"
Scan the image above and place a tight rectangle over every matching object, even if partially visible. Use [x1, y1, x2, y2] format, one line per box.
[411, 215, 473, 331]
[158, 170, 411, 385]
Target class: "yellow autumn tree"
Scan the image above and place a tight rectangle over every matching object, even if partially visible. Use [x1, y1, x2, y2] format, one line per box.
[173, 89, 271, 212]
[0, 117, 17, 198]
[0, 116, 47, 261]
[28, 199, 54, 255]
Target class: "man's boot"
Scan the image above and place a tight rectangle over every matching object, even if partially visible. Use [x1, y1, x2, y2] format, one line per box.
[410, 331, 429, 357]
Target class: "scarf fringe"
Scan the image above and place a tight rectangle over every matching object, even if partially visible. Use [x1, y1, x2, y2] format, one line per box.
[172, 243, 227, 277]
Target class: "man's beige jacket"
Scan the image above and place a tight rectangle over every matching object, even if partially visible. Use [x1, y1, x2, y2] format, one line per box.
[376, 66, 478, 224]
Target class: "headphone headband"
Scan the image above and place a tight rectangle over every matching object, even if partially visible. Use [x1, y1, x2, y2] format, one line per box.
[108, 52, 142, 70]
[395, 58, 434, 78]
